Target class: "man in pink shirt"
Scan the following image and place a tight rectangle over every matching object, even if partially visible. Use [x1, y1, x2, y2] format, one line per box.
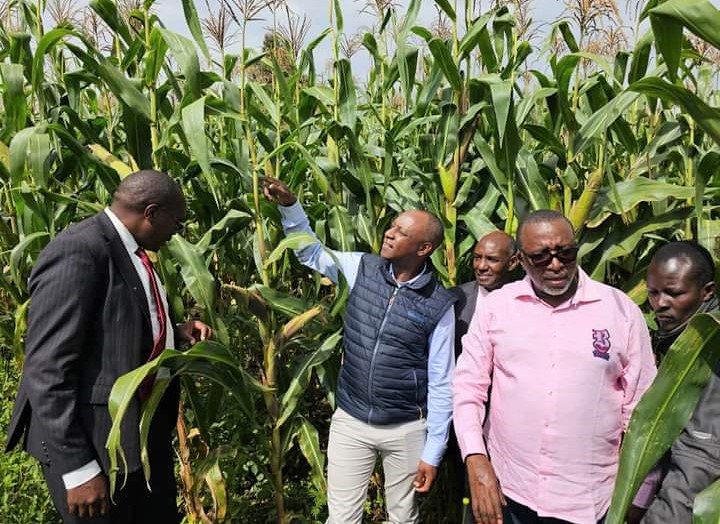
[454, 210, 657, 524]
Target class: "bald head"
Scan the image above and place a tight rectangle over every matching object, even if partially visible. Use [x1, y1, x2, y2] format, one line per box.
[472, 230, 519, 291]
[112, 170, 184, 214]
[406, 210, 444, 251]
[110, 170, 186, 251]
[380, 209, 444, 267]
[480, 231, 516, 254]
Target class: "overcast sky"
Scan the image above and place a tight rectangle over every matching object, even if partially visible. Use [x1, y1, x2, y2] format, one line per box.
[148, 0, 593, 74]
[59, 0, 720, 76]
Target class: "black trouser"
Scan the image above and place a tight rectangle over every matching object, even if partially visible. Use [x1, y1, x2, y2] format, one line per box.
[42, 455, 179, 524]
[503, 497, 606, 524]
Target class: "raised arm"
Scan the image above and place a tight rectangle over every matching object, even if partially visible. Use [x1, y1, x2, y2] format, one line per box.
[263, 176, 362, 287]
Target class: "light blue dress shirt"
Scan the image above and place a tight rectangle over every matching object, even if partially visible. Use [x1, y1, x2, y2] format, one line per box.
[279, 201, 455, 467]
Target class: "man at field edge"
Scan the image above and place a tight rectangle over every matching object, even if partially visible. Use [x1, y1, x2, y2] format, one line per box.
[640, 241, 719, 523]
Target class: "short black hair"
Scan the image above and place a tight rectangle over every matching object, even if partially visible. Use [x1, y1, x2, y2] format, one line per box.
[516, 210, 575, 249]
[651, 241, 715, 285]
[113, 170, 184, 212]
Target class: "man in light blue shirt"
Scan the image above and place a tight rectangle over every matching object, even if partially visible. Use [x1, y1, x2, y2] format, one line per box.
[263, 176, 456, 523]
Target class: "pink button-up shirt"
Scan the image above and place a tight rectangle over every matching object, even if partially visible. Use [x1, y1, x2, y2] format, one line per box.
[454, 269, 656, 523]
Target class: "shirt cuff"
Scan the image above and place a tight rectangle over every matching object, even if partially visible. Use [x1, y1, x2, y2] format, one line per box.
[458, 431, 488, 461]
[62, 460, 102, 489]
[421, 439, 445, 467]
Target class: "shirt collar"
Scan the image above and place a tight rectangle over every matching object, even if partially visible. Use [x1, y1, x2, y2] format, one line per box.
[512, 267, 602, 306]
[104, 208, 140, 255]
[571, 268, 604, 303]
[389, 262, 427, 287]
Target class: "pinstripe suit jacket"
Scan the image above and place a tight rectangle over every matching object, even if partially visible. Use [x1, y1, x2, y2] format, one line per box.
[453, 281, 480, 358]
[5, 212, 179, 476]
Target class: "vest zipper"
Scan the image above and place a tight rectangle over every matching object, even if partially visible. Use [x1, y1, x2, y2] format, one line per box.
[367, 286, 400, 424]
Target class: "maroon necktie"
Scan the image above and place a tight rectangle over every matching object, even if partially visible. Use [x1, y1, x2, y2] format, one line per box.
[135, 248, 168, 399]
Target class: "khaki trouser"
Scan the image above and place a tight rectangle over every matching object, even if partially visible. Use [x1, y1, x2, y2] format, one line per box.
[326, 408, 427, 524]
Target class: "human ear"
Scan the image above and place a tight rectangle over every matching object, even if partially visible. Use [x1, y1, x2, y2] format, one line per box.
[701, 280, 716, 302]
[417, 241, 434, 258]
[144, 203, 160, 222]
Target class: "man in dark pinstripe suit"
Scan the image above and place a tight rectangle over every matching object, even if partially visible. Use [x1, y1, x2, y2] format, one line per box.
[5, 170, 211, 523]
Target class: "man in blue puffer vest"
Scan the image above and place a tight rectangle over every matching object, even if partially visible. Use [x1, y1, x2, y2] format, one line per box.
[263, 176, 457, 524]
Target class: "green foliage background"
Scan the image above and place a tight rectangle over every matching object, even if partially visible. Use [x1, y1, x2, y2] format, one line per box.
[0, 370, 59, 523]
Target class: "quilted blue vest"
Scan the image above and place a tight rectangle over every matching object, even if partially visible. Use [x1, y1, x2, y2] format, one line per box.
[336, 254, 457, 425]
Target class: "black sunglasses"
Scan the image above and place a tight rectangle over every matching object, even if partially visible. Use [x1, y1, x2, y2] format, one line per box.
[522, 246, 579, 267]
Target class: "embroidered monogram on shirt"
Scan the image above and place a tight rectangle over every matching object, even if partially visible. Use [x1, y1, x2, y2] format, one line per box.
[592, 329, 611, 360]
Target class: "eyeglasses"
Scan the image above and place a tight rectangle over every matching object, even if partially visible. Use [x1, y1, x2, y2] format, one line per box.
[521, 246, 579, 267]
